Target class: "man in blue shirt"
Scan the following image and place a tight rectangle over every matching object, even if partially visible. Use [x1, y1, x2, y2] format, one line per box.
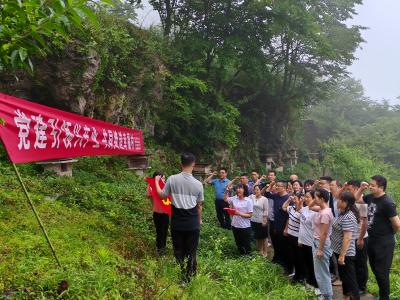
[204, 168, 231, 229]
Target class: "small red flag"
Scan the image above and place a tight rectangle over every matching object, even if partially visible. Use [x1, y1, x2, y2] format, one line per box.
[145, 177, 172, 216]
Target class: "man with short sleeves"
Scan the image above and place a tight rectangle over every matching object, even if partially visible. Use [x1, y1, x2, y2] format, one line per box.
[155, 152, 204, 283]
[360, 175, 400, 300]
[204, 168, 231, 229]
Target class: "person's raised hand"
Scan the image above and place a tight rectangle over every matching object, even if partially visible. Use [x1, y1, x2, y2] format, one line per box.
[360, 181, 369, 190]
[155, 175, 162, 182]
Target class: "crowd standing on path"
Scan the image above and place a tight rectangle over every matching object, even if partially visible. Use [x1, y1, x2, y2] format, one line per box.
[146, 154, 400, 299]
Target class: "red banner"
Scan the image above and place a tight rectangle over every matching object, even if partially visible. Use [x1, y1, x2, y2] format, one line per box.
[145, 177, 172, 216]
[0, 93, 144, 163]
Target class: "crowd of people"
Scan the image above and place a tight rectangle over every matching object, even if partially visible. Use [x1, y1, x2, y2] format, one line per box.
[146, 153, 400, 300]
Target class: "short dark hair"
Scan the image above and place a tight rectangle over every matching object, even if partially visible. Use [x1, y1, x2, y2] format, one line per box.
[306, 190, 315, 198]
[219, 167, 228, 173]
[347, 179, 361, 188]
[251, 170, 258, 174]
[371, 175, 387, 191]
[240, 172, 248, 177]
[268, 170, 276, 175]
[236, 183, 245, 189]
[304, 179, 315, 186]
[315, 188, 330, 203]
[152, 171, 164, 178]
[276, 180, 288, 188]
[319, 176, 333, 183]
[181, 152, 195, 167]
[292, 180, 303, 187]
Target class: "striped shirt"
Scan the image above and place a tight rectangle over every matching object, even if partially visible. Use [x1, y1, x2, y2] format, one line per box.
[331, 210, 358, 256]
[287, 206, 301, 237]
[298, 206, 317, 247]
[227, 196, 253, 228]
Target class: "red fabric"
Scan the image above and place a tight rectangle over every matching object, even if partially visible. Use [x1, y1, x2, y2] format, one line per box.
[0, 93, 144, 163]
[145, 177, 171, 216]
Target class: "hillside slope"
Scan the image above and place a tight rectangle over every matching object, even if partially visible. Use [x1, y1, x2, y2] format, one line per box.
[0, 155, 310, 299]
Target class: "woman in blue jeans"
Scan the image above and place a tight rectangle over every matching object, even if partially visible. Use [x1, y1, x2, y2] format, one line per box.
[311, 189, 334, 300]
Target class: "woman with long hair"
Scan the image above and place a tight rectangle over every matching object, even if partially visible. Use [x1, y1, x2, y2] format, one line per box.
[312, 188, 334, 300]
[146, 171, 169, 255]
[331, 192, 360, 300]
[224, 183, 253, 255]
[250, 185, 269, 257]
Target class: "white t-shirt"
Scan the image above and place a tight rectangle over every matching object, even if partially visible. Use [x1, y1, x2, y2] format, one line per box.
[249, 195, 268, 223]
[298, 206, 317, 247]
[227, 196, 253, 228]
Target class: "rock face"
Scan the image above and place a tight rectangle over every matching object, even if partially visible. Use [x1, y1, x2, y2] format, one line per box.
[0, 39, 165, 137]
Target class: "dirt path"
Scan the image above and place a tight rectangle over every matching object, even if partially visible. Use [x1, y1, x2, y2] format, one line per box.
[332, 285, 375, 300]
[265, 245, 376, 299]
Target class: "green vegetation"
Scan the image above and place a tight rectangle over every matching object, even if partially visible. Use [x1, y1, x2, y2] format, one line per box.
[0, 0, 111, 71]
[0, 0, 364, 168]
[0, 153, 311, 299]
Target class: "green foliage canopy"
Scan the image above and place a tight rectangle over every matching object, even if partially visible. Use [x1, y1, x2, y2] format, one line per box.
[0, 0, 111, 71]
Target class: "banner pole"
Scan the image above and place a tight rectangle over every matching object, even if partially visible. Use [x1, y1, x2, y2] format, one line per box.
[11, 162, 62, 268]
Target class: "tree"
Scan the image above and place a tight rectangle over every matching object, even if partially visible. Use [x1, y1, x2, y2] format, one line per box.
[0, 0, 111, 72]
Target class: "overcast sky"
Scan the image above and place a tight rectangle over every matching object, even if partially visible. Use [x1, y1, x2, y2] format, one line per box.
[136, 0, 400, 104]
[348, 0, 400, 103]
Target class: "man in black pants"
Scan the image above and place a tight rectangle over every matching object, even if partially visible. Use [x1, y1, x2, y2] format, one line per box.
[204, 168, 231, 229]
[265, 181, 290, 273]
[359, 175, 400, 300]
[155, 152, 204, 284]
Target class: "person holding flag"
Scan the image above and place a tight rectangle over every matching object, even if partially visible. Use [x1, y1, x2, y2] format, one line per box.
[146, 171, 171, 256]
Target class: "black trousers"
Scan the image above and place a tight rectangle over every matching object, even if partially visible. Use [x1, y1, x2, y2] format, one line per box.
[153, 212, 169, 251]
[215, 199, 231, 229]
[368, 236, 395, 300]
[171, 229, 200, 281]
[301, 244, 318, 287]
[269, 221, 277, 261]
[287, 235, 304, 281]
[355, 237, 368, 291]
[272, 229, 291, 273]
[335, 253, 359, 300]
[232, 227, 252, 255]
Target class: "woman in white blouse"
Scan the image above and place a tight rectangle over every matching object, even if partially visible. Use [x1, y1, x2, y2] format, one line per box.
[250, 185, 269, 257]
[224, 184, 253, 255]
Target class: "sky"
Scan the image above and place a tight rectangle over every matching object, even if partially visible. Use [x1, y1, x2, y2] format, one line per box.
[136, 0, 400, 104]
[347, 0, 400, 103]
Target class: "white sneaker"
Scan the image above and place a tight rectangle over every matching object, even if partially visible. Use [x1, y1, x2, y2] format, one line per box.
[314, 288, 321, 296]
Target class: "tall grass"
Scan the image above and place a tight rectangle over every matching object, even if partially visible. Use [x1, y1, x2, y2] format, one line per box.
[0, 156, 310, 299]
